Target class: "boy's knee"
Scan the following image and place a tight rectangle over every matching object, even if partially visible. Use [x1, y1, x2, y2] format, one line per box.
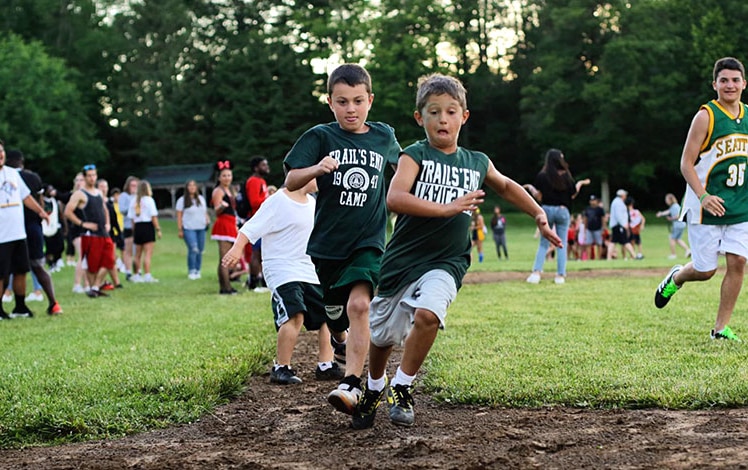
[413, 309, 440, 330]
[346, 295, 370, 318]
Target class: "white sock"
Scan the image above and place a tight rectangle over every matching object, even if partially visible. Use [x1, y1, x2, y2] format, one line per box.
[318, 361, 333, 371]
[368, 373, 387, 391]
[391, 367, 416, 387]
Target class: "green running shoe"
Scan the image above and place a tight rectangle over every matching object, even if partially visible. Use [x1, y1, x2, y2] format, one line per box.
[711, 326, 742, 342]
[655, 265, 682, 309]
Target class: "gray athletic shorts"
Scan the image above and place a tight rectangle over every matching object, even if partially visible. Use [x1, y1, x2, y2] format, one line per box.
[369, 269, 457, 348]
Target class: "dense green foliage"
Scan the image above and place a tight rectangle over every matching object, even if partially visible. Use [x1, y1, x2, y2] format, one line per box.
[2, 1, 748, 206]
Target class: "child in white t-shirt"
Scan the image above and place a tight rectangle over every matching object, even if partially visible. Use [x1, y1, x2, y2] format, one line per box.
[221, 180, 347, 385]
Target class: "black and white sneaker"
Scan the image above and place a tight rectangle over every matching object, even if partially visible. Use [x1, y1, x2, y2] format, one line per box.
[10, 308, 34, 318]
[331, 335, 347, 365]
[327, 375, 362, 415]
[269, 365, 302, 385]
[315, 362, 345, 381]
[0, 311, 12, 320]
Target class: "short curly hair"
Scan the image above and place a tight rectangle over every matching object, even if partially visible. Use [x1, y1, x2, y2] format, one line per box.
[415, 74, 467, 113]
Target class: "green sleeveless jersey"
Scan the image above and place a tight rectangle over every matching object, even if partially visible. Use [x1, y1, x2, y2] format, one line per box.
[682, 100, 748, 225]
[284, 122, 401, 259]
[377, 140, 489, 297]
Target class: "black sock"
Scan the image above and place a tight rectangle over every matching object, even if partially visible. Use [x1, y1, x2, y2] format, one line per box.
[15, 295, 27, 311]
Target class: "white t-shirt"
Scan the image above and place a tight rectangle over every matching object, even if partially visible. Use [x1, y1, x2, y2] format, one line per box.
[127, 196, 158, 223]
[238, 189, 318, 290]
[0, 165, 31, 243]
[176, 195, 208, 230]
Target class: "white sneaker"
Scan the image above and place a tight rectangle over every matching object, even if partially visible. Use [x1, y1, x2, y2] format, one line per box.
[143, 274, 158, 283]
[1, 293, 11, 303]
[194, 271, 201, 279]
[72, 284, 86, 294]
[526, 273, 541, 284]
[188, 272, 197, 280]
[667, 254, 677, 260]
[25, 292, 44, 302]
[55, 259, 64, 270]
[554, 276, 565, 285]
[327, 384, 362, 415]
[131, 274, 143, 283]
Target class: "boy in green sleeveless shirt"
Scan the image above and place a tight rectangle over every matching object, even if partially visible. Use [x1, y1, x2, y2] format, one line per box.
[284, 64, 401, 415]
[351, 74, 561, 429]
[655, 57, 748, 341]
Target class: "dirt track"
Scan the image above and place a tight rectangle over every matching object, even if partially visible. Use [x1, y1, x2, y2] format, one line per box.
[2, 269, 747, 469]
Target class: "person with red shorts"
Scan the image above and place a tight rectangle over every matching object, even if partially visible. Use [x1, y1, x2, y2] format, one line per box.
[64, 164, 116, 298]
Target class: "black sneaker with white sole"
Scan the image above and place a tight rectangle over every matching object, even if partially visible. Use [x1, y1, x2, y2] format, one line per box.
[269, 365, 302, 385]
[10, 308, 34, 318]
[315, 362, 345, 381]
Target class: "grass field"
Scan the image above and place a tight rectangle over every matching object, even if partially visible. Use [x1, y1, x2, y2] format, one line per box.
[2, 211, 746, 448]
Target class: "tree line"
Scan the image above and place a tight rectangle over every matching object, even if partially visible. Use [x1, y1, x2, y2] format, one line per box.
[1, 0, 746, 209]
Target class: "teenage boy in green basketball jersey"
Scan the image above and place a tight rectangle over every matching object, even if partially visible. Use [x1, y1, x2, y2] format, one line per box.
[655, 57, 748, 342]
[351, 74, 561, 429]
[284, 64, 401, 415]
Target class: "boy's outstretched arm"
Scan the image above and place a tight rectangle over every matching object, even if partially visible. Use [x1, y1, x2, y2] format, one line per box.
[484, 160, 563, 248]
[221, 232, 250, 268]
[285, 157, 339, 191]
[387, 154, 484, 217]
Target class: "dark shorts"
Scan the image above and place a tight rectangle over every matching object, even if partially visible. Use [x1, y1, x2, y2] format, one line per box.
[312, 247, 381, 333]
[25, 222, 45, 261]
[45, 232, 65, 257]
[0, 239, 31, 278]
[611, 225, 630, 245]
[271, 282, 326, 332]
[134, 222, 156, 245]
[123, 228, 133, 239]
[81, 235, 115, 273]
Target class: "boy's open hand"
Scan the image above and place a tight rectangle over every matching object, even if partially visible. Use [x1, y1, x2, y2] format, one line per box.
[535, 213, 563, 248]
[221, 246, 242, 268]
[317, 156, 339, 175]
[445, 189, 485, 217]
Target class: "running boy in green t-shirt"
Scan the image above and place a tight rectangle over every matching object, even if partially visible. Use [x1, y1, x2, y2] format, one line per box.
[283, 64, 401, 416]
[351, 73, 561, 429]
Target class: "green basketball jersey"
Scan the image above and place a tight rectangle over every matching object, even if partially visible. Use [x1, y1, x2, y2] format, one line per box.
[682, 100, 748, 225]
[377, 140, 489, 297]
[284, 122, 401, 259]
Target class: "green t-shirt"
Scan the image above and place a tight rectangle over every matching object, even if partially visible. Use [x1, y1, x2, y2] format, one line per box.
[284, 121, 401, 259]
[377, 140, 489, 297]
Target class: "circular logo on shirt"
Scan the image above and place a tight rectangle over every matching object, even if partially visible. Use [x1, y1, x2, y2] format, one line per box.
[342, 168, 370, 192]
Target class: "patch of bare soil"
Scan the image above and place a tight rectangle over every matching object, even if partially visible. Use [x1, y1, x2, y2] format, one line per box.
[3, 269, 748, 469]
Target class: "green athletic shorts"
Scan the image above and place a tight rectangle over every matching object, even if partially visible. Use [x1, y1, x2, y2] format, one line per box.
[312, 247, 382, 333]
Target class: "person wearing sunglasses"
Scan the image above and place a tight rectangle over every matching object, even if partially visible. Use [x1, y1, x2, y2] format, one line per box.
[64, 164, 116, 298]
